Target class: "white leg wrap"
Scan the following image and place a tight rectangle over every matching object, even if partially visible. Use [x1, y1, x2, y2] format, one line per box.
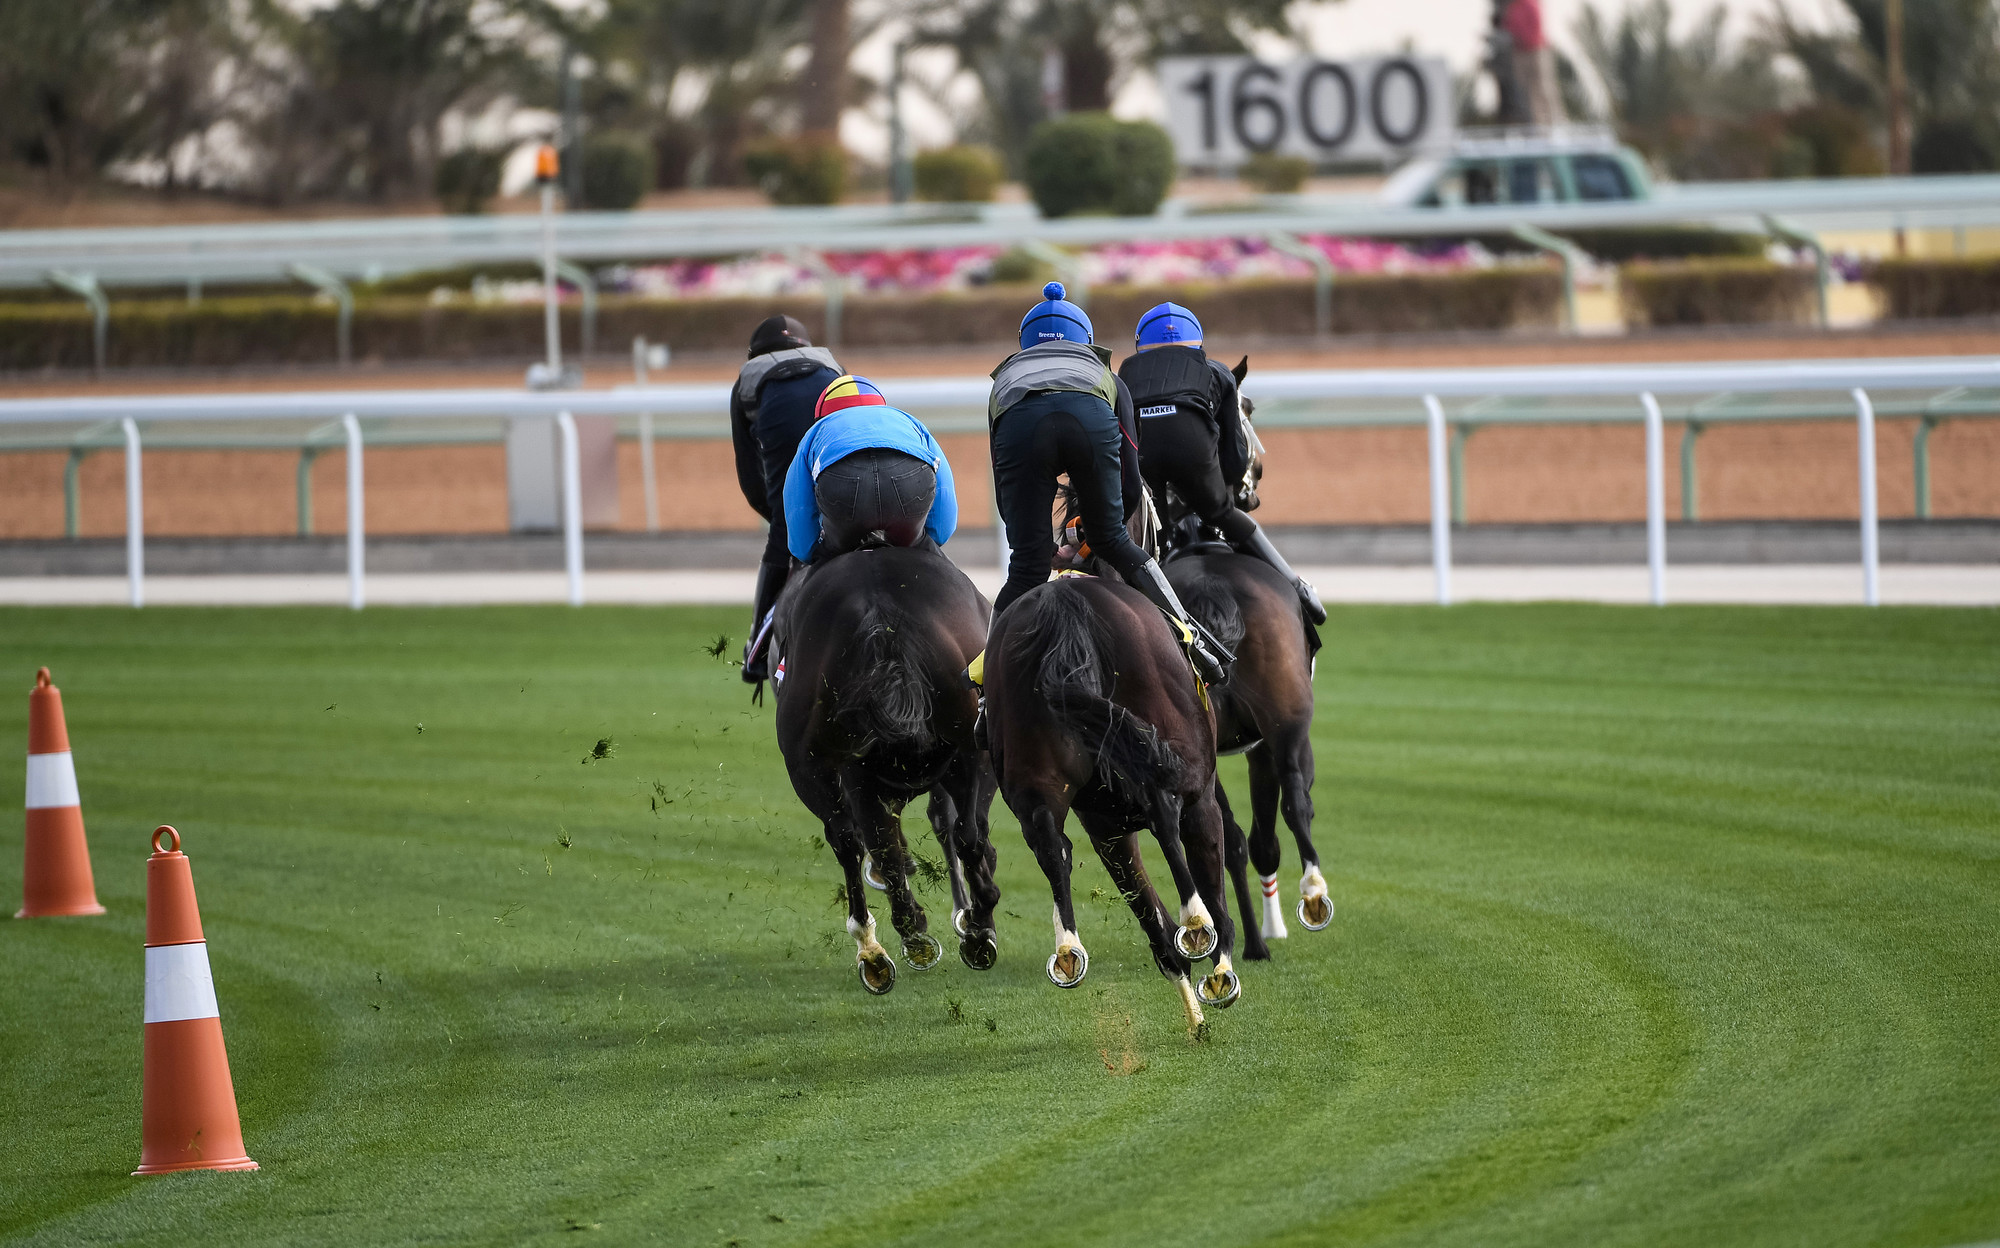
[1259, 872, 1290, 939]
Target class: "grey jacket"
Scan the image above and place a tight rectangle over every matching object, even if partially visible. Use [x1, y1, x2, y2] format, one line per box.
[988, 340, 1119, 426]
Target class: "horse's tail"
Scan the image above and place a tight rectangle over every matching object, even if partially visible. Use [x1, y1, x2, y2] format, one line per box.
[836, 602, 938, 753]
[1180, 572, 1246, 655]
[1012, 584, 1187, 803]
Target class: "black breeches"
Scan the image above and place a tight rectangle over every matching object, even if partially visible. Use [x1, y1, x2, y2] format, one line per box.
[990, 391, 1150, 619]
[812, 448, 936, 557]
[1139, 410, 1257, 546]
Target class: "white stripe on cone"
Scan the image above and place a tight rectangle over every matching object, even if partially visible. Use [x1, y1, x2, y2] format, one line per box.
[24, 751, 80, 810]
[144, 943, 221, 1024]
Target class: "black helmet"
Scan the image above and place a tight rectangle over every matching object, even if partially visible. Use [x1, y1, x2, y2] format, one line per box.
[748, 314, 811, 358]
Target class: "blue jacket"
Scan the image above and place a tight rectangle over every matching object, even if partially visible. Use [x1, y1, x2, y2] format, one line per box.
[783, 407, 958, 561]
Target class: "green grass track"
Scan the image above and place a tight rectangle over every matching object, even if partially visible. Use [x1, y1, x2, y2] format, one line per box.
[1, 604, 1996, 1247]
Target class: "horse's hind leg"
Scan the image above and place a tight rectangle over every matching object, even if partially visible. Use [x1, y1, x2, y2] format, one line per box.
[1149, 792, 1220, 963]
[842, 766, 942, 974]
[941, 751, 1001, 970]
[1012, 792, 1086, 989]
[825, 817, 896, 995]
[1181, 786, 1243, 1011]
[1245, 744, 1294, 938]
[1259, 726, 1329, 931]
[1087, 820, 1202, 1031]
[1217, 778, 1271, 959]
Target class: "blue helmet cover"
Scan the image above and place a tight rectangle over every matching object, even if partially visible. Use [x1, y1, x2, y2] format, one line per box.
[1135, 301, 1202, 351]
[1018, 282, 1093, 350]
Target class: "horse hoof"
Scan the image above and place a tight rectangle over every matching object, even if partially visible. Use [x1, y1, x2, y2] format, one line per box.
[1197, 967, 1241, 1009]
[1297, 894, 1334, 931]
[953, 908, 970, 938]
[857, 951, 896, 995]
[1174, 922, 1217, 960]
[862, 856, 889, 892]
[1046, 945, 1089, 989]
[960, 929, 998, 971]
[903, 931, 944, 971]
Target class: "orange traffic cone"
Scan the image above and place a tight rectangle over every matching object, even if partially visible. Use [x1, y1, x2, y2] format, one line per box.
[134, 826, 257, 1176]
[18, 667, 105, 918]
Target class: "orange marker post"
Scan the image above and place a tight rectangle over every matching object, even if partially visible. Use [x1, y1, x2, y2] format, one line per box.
[19, 667, 105, 918]
[135, 826, 257, 1175]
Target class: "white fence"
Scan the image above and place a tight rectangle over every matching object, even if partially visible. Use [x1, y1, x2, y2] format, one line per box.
[3, 354, 1998, 610]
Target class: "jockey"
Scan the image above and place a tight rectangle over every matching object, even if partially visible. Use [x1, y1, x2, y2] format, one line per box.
[985, 282, 1231, 684]
[781, 375, 958, 563]
[731, 314, 842, 682]
[1118, 301, 1326, 626]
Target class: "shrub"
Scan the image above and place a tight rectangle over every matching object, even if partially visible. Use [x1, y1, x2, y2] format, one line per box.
[1561, 227, 1766, 263]
[913, 145, 1003, 203]
[988, 247, 1057, 285]
[1871, 258, 2000, 320]
[434, 148, 505, 214]
[580, 133, 656, 211]
[743, 133, 848, 205]
[1239, 153, 1311, 194]
[1619, 258, 1817, 328]
[1023, 113, 1176, 218]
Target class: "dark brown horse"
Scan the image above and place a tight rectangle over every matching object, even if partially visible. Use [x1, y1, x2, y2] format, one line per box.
[772, 544, 1000, 993]
[984, 573, 1241, 1030]
[1157, 365, 1330, 959]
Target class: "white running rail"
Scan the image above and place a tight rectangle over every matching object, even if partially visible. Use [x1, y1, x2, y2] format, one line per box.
[4, 354, 1997, 609]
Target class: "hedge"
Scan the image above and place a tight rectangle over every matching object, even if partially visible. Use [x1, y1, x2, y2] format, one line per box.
[1618, 259, 1817, 329]
[0, 269, 1563, 370]
[1870, 257, 2000, 320]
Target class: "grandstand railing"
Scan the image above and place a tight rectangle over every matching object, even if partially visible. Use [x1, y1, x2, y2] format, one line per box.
[2, 355, 1997, 609]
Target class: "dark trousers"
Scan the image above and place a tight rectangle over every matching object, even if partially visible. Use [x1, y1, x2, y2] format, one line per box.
[812, 448, 936, 557]
[1138, 410, 1258, 546]
[990, 391, 1149, 618]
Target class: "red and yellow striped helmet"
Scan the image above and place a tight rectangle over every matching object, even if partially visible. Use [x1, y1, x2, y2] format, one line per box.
[814, 374, 889, 420]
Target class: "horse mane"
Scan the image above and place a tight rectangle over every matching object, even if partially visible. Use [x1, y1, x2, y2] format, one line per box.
[1008, 584, 1187, 804]
[835, 601, 938, 753]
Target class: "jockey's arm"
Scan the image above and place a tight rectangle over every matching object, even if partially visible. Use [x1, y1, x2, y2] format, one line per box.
[1113, 376, 1144, 519]
[1213, 361, 1250, 486]
[780, 428, 823, 563]
[730, 389, 773, 520]
[925, 428, 960, 547]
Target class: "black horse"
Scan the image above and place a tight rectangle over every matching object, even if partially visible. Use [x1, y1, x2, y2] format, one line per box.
[985, 574, 1241, 1030]
[1158, 370, 1330, 961]
[772, 544, 1000, 994]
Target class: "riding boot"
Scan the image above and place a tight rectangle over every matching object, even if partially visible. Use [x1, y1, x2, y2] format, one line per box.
[1127, 558, 1234, 685]
[741, 560, 788, 683]
[1237, 523, 1327, 626]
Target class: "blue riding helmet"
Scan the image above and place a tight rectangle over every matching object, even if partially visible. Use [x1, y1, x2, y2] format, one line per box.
[1135, 302, 1202, 351]
[1018, 282, 1093, 350]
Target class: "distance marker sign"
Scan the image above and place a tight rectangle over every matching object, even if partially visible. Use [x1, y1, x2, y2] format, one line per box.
[1158, 55, 1454, 168]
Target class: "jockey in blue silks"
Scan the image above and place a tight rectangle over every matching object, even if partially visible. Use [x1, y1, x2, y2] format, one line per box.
[780, 375, 959, 563]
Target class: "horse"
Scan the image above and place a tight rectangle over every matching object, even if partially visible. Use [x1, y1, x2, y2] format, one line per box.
[1157, 359, 1331, 960]
[984, 573, 1242, 1031]
[771, 543, 1001, 994]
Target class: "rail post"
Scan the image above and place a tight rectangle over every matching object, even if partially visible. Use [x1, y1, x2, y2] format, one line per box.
[288, 263, 354, 366]
[1448, 423, 1474, 524]
[632, 337, 661, 532]
[296, 446, 321, 536]
[557, 411, 585, 606]
[121, 418, 143, 608]
[1763, 215, 1830, 328]
[1641, 392, 1667, 606]
[1425, 395, 1452, 607]
[342, 413, 364, 610]
[553, 259, 598, 359]
[1510, 224, 1583, 332]
[49, 270, 109, 375]
[1853, 389, 1879, 606]
[1913, 415, 1939, 520]
[64, 447, 88, 539]
[1679, 420, 1704, 521]
[1268, 233, 1334, 337]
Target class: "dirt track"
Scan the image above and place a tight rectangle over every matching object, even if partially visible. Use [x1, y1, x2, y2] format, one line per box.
[5, 326, 1997, 540]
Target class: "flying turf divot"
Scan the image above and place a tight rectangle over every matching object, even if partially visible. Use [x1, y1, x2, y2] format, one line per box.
[17, 667, 105, 918]
[134, 826, 258, 1176]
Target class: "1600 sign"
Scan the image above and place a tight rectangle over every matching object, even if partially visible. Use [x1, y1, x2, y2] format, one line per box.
[1158, 55, 1453, 166]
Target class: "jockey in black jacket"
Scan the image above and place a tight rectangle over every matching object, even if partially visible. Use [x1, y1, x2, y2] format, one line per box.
[730, 314, 842, 682]
[984, 283, 1232, 685]
[1118, 301, 1326, 626]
